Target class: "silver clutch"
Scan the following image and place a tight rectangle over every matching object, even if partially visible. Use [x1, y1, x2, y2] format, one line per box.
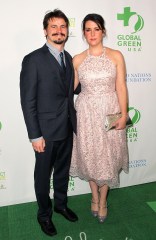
[105, 113, 133, 131]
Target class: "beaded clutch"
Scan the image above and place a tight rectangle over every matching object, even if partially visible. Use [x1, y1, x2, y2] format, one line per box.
[105, 113, 133, 131]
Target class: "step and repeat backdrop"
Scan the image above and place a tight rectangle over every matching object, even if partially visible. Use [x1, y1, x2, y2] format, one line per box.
[0, 0, 156, 206]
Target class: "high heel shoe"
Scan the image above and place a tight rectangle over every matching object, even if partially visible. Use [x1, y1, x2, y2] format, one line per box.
[98, 204, 108, 223]
[91, 200, 99, 217]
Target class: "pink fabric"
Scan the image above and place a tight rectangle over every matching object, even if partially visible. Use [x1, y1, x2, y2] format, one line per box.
[70, 49, 129, 188]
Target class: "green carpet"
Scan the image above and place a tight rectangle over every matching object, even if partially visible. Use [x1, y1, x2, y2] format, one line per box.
[0, 182, 156, 240]
[147, 201, 156, 213]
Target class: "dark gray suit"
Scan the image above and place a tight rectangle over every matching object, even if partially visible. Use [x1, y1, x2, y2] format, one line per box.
[20, 44, 76, 221]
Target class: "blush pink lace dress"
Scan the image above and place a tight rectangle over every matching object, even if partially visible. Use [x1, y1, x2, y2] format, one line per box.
[70, 49, 129, 188]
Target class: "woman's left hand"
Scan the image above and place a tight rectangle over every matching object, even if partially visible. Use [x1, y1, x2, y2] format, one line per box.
[114, 116, 127, 130]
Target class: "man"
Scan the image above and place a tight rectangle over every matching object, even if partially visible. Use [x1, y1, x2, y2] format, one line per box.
[20, 9, 78, 237]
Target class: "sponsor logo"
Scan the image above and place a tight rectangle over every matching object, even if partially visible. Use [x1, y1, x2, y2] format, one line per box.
[129, 107, 141, 125]
[126, 73, 152, 83]
[129, 159, 147, 168]
[0, 172, 5, 180]
[117, 7, 144, 34]
[117, 34, 141, 51]
[117, 7, 144, 52]
[0, 172, 6, 190]
[127, 107, 141, 142]
[68, 176, 75, 191]
[69, 18, 76, 37]
[50, 176, 75, 191]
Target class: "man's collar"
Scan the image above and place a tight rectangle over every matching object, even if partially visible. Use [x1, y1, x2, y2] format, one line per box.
[46, 41, 64, 55]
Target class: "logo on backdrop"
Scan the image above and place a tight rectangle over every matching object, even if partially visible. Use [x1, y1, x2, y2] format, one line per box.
[50, 176, 75, 192]
[117, 7, 144, 34]
[127, 107, 141, 142]
[126, 73, 152, 83]
[0, 171, 6, 190]
[69, 18, 76, 37]
[117, 7, 144, 52]
[129, 159, 147, 169]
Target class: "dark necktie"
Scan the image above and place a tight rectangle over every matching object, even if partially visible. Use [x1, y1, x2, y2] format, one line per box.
[60, 52, 66, 73]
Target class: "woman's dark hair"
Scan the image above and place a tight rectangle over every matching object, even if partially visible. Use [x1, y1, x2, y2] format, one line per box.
[43, 9, 69, 29]
[82, 13, 106, 33]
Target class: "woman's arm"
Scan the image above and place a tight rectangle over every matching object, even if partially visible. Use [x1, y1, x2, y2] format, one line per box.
[73, 55, 80, 90]
[115, 50, 128, 129]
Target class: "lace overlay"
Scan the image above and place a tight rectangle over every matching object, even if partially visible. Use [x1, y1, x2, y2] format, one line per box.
[70, 49, 129, 188]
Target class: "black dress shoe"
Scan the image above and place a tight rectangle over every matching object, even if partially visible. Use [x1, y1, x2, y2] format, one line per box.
[54, 207, 78, 222]
[38, 218, 57, 236]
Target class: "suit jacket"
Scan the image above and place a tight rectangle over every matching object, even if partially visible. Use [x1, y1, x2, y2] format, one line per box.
[20, 44, 76, 141]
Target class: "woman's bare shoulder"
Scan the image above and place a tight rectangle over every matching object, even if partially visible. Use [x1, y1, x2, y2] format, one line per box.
[73, 50, 88, 69]
[106, 47, 124, 60]
[105, 47, 125, 66]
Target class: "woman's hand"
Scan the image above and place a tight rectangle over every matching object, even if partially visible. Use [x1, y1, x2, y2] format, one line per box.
[114, 116, 127, 130]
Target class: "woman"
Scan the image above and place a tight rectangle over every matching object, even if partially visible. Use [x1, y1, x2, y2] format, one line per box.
[70, 13, 129, 223]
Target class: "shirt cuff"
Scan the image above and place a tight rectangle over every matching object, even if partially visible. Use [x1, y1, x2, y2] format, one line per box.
[30, 136, 43, 142]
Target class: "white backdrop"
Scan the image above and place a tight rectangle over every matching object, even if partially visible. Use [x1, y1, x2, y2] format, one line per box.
[0, 0, 156, 207]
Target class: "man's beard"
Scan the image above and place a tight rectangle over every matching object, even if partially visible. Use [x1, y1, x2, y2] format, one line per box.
[53, 40, 65, 44]
[51, 33, 68, 44]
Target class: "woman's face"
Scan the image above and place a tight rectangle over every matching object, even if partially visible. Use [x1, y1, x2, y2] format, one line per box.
[84, 20, 104, 46]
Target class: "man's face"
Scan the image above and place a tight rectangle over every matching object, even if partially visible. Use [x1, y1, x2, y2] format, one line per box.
[44, 17, 68, 46]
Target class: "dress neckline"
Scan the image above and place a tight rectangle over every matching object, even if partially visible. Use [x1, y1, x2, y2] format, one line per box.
[87, 47, 106, 57]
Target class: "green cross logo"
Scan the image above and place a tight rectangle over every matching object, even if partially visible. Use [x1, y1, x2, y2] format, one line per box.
[117, 7, 144, 34]
[128, 107, 141, 124]
[0, 121, 2, 130]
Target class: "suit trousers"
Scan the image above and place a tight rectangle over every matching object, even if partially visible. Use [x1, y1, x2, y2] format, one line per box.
[34, 123, 73, 221]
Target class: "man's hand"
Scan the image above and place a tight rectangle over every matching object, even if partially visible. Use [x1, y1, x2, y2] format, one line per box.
[32, 138, 45, 153]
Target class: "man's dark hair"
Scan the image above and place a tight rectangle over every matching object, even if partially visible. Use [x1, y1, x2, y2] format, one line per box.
[43, 9, 69, 29]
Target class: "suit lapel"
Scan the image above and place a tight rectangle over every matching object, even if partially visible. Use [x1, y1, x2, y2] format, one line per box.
[64, 51, 74, 95]
[41, 45, 67, 91]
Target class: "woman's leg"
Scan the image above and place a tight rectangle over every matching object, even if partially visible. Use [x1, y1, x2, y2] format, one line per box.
[98, 184, 109, 220]
[89, 180, 99, 214]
